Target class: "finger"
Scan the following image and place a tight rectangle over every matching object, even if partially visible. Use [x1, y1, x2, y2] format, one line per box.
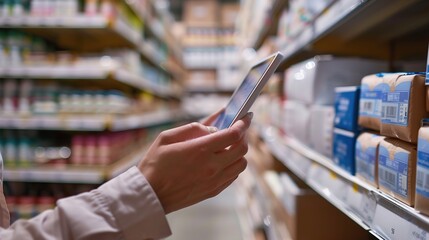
[200, 108, 225, 125]
[157, 122, 217, 145]
[192, 112, 252, 151]
[214, 138, 248, 167]
[205, 176, 238, 199]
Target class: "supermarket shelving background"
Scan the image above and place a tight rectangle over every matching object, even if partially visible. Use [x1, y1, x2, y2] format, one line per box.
[1, 0, 429, 240]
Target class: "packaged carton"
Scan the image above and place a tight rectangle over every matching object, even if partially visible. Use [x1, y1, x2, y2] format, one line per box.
[358, 74, 384, 131]
[282, 100, 310, 144]
[333, 128, 357, 175]
[416, 122, 429, 215]
[309, 105, 335, 157]
[380, 73, 428, 143]
[426, 45, 429, 112]
[274, 173, 368, 240]
[355, 132, 385, 188]
[183, 0, 219, 26]
[378, 138, 417, 206]
[220, 3, 239, 27]
[284, 55, 387, 105]
[334, 86, 360, 132]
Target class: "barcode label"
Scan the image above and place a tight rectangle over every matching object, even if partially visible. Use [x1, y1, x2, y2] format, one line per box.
[382, 105, 398, 119]
[380, 167, 397, 190]
[417, 167, 429, 197]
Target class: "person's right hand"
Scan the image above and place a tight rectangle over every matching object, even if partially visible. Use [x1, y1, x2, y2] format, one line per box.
[137, 112, 253, 214]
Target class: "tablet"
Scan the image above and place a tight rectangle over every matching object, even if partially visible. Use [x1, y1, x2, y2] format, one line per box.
[212, 51, 284, 129]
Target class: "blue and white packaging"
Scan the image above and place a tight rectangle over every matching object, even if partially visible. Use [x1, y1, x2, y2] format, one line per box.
[378, 138, 417, 206]
[416, 123, 429, 215]
[284, 55, 387, 105]
[333, 128, 357, 175]
[379, 73, 427, 143]
[355, 132, 385, 188]
[334, 86, 360, 132]
[358, 74, 384, 131]
[426, 45, 429, 112]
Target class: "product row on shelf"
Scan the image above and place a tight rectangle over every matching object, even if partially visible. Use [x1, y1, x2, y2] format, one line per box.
[247, 50, 429, 239]
[0, 1, 185, 78]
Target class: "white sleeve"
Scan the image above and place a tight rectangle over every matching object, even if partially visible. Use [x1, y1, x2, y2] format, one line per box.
[0, 166, 172, 240]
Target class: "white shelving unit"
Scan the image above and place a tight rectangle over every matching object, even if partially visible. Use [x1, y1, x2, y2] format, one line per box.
[3, 145, 147, 184]
[0, 15, 179, 77]
[0, 109, 187, 131]
[256, 125, 429, 240]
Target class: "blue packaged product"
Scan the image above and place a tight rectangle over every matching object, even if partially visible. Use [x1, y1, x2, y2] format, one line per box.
[379, 73, 427, 143]
[358, 74, 384, 131]
[355, 132, 384, 187]
[333, 128, 356, 175]
[334, 86, 360, 132]
[416, 122, 429, 215]
[378, 138, 416, 206]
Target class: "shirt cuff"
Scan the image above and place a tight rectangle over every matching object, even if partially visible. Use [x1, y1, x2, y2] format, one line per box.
[99, 166, 172, 240]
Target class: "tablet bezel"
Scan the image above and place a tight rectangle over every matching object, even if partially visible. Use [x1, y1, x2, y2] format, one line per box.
[213, 51, 284, 129]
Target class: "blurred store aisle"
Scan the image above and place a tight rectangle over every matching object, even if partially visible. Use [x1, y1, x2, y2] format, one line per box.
[166, 185, 242, 240]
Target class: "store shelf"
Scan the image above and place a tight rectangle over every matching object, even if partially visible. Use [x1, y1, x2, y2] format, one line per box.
[3, 146, 147, 184]
[256, 125, 429, 240]
[252, 0, 288, 50]
[0, 109, 187, 132]
[185, 86, 236, 94]
[0, 15, 180, 77]
[0, 66, 179, 99]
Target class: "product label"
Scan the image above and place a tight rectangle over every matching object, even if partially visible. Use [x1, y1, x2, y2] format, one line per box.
[333, 131, 356, 175]
[334, 89, 359, 131]
[426, 64, 429, 85]
[417, 137, 429, 198]
[381, 82, 411, 126]
[359, 84, 382, 118]
[356, 142, 377, 183]
[378, 145, 410, 198]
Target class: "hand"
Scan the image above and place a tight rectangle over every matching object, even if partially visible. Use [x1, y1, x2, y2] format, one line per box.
[137, 112, 253, 213]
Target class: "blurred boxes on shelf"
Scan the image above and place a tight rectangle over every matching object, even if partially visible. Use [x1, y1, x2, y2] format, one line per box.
[355, 132, 385, 188]
[282, 100, 310, 144]
[334, 86, 360, 132]
[265, 171, 368, 240]
[380, 73, 427, 144]
[426, 45, 429, 112]
[185, 70, 217, 89]
[416, 123, 429, 215]
[183, 0, 219, 26]
[220, 3, 240, 27]
[333, 128, 357, 175]
[359, 74, 384, 132]
[308, 105, 335, 157]
[284, 55, 387, 105]
[378, 138, 417, 206]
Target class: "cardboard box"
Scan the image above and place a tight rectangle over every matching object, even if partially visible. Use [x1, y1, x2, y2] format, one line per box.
[220, 3, 239, 27]
[282, 100, 310, 144]
[358, 74, 384, 131]
[334, 86, 360, 132]
[309, 105, 335, 157]
[355, 132, 385, 188]
[380, 73, 428, 143]
[271, 173, 368, 240]
[426, 44, 429, 112]
[183, 0, 219, 26]
[333, 128, 357, 175]
[416, 125, 429, 215]
[185, 70, 217, 88]
[378, 138, 417, 206]
[284, 55, 387, 105]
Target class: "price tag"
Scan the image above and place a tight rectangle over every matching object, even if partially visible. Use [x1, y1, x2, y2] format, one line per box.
[346, 183, 364, 214]
[359, 191, 377, 224]
[327, 172, 348, 202]
[408, 224, 428, 240]
[372, 205, 412, 240]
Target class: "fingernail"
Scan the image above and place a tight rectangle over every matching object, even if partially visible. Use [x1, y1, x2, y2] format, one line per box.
[207, 126, 218, 133]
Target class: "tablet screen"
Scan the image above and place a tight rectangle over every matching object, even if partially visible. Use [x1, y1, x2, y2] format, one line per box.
[213, 54, 278, 129]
